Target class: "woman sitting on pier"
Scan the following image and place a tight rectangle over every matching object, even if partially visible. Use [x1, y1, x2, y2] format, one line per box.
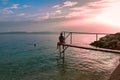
[57, 33, 65, 49]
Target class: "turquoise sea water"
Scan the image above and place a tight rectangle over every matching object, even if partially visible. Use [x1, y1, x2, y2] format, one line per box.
[0, 34, 120, 80]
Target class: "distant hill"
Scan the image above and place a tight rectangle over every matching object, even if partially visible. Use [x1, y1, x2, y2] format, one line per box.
[0, 32, 27, 34]
[0, 32, 59, 34]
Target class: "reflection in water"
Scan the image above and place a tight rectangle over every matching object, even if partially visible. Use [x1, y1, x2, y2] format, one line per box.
[0, 34, 120, 80]
[57, 57, 67, 80]
[57, 34, 120, 80]
[56, 47, 120, 80]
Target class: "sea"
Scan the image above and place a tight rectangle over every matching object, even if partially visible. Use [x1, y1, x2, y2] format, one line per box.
[0, 33, 120, 80]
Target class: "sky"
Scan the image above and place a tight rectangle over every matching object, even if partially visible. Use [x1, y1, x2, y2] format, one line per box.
[0, 0, 120, 33]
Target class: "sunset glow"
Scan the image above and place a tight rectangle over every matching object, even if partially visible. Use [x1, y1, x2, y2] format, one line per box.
[95, 1, 120, 27]
[0, 0, 120, 32]
[60, 0, 120, 33]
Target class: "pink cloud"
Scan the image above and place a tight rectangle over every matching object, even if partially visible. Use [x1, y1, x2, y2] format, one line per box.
[52, 1, 78, 9]
[52, 5, 62, 9]
[65, 0, 110, 19]
[60, 20, 120, 33]
[17, 13, 25, 16]
[60, 0, 120, 33]
[63, 1, 78, 7]
[1, 8, 14, 14]
[11, 4, 19, 9]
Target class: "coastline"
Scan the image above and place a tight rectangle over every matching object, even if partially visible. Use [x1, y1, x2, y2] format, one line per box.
[109, 63, 120, 80]
[90, 33, 120, 50]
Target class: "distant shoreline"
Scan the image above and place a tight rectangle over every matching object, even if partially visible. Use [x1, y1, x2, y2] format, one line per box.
[0, 32, 59, 34]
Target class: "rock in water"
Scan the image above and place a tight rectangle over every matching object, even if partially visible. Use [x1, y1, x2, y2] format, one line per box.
[90, 33, 120, 50]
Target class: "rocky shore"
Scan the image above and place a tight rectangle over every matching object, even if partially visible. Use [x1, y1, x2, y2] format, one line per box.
[108, 63, 120, 80]
[90, 33, 120, 50]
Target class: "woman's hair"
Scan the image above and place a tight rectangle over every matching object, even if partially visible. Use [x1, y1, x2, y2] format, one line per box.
[60, 33, 63, 36]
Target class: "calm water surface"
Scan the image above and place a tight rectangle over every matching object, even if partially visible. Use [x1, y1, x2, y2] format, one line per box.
[0, 34, 120, 80]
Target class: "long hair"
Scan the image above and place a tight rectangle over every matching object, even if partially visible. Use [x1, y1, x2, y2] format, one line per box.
[60, 33, 63, 36]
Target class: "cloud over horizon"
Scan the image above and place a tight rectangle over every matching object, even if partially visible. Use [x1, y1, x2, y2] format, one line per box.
[59, 0, 120, 31]
[0, 0, 120, 33]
